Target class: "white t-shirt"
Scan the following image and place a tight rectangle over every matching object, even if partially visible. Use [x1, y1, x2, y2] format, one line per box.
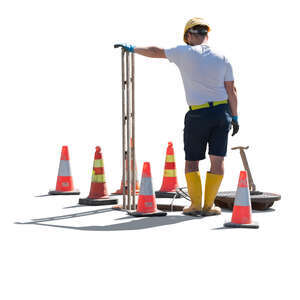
[165, 45, 234, 105]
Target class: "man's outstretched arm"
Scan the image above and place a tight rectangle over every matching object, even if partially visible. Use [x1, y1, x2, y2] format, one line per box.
[114, 44, 166, 58]
[134, 47, 166, 58]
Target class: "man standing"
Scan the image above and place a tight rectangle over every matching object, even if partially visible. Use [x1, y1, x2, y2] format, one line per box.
[116, 17, 239, 216]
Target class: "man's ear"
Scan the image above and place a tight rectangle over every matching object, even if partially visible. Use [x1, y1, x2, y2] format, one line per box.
[186, 32, 192, 45]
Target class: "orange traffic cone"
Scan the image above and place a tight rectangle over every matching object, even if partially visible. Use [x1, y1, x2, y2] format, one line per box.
[79, 146, 118, 206]
[156, 142, 181, 198]
[128, 162, 167, 217]
[49, 146, 80, 195]
[113, 158, 140, 195]
[224, 171, 259, 228]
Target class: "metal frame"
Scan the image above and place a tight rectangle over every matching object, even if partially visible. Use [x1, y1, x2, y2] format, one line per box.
[120, 49, 136, 210]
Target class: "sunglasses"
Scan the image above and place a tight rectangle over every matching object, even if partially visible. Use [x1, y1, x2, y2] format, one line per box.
[188, 28, 208, 35]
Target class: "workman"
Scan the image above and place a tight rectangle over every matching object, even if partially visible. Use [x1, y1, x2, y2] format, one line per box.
[116, 17, 239, 216]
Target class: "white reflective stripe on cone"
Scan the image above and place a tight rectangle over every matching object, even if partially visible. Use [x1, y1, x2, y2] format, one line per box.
[58, 160, 71, 176]
[234, 187, 251, 207]
[139, 177, 154, 196]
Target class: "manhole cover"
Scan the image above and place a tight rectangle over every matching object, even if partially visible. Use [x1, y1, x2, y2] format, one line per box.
[215, 191, 281, 210]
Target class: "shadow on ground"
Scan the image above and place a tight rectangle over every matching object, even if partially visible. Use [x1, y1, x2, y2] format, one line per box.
[63, 204, 86, 209]
[15, 207, 199, 231]
[211, 226, 236, 230]
[15, 208, 112, 224]
[31, 215, 195, 231]
[15, 206, 274, 231]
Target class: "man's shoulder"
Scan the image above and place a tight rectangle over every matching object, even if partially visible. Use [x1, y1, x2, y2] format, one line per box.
[165, 45, 191, 58]
[170, 45, 190, 51]
[207, 46, 230, 62]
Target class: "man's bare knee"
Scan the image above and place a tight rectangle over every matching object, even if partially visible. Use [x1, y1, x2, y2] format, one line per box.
[185, 160, 199, 173]
[209, 155, 224, 175]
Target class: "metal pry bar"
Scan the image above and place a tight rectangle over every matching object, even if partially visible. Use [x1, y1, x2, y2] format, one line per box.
[232, 146, 256, 192]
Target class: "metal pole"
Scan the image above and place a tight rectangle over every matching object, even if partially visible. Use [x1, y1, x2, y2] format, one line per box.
[131, 52, 136, 210]
[114, 45, 137, 211]
[121, 49, 127, 209]
[126, 52, 132, 210]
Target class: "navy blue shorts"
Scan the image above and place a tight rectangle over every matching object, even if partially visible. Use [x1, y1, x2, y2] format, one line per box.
[184, 104, 232, 161]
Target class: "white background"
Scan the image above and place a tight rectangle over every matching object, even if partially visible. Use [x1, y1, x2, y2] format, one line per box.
[1, 0, 299, 299]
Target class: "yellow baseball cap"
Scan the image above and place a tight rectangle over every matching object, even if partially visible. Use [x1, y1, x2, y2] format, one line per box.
[183, 17, 211, 44]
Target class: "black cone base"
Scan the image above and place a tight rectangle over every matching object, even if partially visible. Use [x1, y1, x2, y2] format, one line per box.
[79, 197, 118, 206]
[127, 210, 167, 217]
[49, 189, 80, 195]
[224, 221, 259, 229]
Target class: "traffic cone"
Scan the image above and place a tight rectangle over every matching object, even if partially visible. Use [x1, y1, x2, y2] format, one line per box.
[79, 146, 118, 206]
[224, 171, 259, 228]
[112, 158, 140, 195]
[112, 140, 139, 210]
[128, 162, 167, 217]
[155, 142, 181, 198]
[49, 146, 80, 195]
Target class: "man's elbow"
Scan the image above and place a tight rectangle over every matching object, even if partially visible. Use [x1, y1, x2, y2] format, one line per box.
[151, 47, 166, 58]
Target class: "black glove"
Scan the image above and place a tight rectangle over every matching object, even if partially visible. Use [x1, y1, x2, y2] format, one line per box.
[231, 117, 239, 136]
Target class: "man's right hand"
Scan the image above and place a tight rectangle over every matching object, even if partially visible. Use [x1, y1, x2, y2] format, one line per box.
[114, 43, 135, 53]
[231, 116, 239, 136]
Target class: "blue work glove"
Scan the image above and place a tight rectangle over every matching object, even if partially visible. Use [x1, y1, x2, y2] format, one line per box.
[231, 116, 239, 136]
[114, 43, 135, 52]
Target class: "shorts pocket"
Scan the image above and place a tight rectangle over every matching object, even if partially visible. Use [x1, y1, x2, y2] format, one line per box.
[184, 112, 192, 131]
[223, 111, 232, 131]
[225, 111, 232, 122]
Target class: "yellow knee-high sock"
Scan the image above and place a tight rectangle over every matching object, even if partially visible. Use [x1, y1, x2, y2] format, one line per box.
[203, 172, 223, 210]
[185, 171, 202, 210]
